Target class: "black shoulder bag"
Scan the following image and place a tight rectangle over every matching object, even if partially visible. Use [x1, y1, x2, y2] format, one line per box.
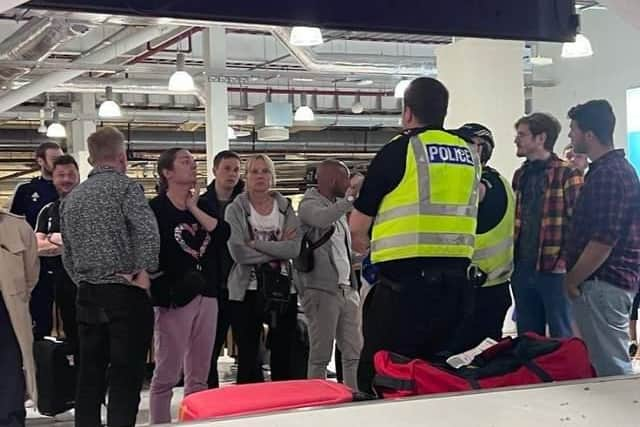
[246, 206, 293, 323]
[293, 226, 335, 273]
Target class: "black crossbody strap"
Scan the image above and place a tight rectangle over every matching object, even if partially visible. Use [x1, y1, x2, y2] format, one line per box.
[309, 226, 335, 250]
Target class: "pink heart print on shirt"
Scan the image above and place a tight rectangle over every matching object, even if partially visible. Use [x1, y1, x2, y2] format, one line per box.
[174, 222, 211, 260]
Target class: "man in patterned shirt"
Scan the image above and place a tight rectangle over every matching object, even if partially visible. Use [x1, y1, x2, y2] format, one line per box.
[565, 100, 640, 376]
[60, 127, 160, 426]
[511, 113, 583, 338]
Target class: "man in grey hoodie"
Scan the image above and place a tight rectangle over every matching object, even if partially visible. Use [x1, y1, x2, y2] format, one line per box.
[297, 160, 364, 390]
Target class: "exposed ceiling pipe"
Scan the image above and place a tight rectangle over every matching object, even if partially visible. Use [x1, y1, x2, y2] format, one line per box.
[0, 108, 402, 128]
[0, 17, 90, 83]
[48, 79, 206, 103]
[0, 0, 29, 14]
[0, 25, 178, 114]
[270, 26, 435, 76]
[125, 27, 203, 65]
[47, 79, 393, 98]
[87, 27, 203, 80]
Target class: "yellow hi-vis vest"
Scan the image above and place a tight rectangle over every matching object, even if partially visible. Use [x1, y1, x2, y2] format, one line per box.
[472, 173, 516, 287]
[371, 130, 481, 263]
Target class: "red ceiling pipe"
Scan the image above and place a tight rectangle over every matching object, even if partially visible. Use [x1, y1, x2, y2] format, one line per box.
[125, 26, 204, 65]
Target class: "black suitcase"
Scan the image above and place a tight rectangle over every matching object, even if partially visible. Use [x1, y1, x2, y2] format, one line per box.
[34, 337, 76, 416]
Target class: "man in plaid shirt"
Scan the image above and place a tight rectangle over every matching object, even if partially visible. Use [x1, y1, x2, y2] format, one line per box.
[565, 100, 640, 376]
[511, 113, 583, 338]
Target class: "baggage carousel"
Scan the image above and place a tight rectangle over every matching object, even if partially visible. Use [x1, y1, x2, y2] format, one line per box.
[186, 375, 640, 427]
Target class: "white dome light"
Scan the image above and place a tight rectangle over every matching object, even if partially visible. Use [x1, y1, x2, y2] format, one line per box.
[351, 94, 364, 114]
[98, 86, 122, 118]
[394, 79, 412, 98]
[290, 26, 324, 46]
[98, 100, 121, 118]
[562, 34, 594, 58]
[46, 110, 66, 138]
[227, 126, 237, 140]
[169, 71, 195, 92]
[46, 123, 66, 138]
[169, 53, 195, 92]
[294, 105, 315, 121]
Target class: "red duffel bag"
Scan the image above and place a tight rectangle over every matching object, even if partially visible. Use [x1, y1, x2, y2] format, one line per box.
[373, 333, 595, 399]
[180, 379, 356, 422]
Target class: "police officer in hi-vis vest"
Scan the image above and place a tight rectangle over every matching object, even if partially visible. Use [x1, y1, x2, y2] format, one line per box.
[350, 77, 481, 394]
[456, 123, 515, 350]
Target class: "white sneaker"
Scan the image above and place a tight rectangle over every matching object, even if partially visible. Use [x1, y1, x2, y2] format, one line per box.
[54, 409, 75, 422]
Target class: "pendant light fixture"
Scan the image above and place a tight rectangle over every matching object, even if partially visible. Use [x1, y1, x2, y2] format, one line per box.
[351, 93, 364, 114]
[290, 26, 324, 46]
[46, 109, 66, 138]
[294, 93, 314, 121]
[98, 86, 122, 118]
[37, 108, 47, 134]
[168, 52, 195, 92]
[394, 79, 412, 98]
[561, 33, 594, 58]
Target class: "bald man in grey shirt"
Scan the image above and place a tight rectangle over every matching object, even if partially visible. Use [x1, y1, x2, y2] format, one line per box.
[297, 160, 364, 391]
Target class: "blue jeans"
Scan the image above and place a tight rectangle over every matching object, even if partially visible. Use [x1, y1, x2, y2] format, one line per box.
[572, 278, 634, 377]
[511, 263, 573, 338]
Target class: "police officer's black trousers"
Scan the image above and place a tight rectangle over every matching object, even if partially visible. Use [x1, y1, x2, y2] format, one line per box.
[357, 269, 475, 395]
[458, 281, 512, 351]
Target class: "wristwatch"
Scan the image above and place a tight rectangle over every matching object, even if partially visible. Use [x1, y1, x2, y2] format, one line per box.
[346, 195, 355, 203]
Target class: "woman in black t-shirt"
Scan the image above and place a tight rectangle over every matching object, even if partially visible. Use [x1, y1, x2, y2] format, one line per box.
[148, 149, 229, 425]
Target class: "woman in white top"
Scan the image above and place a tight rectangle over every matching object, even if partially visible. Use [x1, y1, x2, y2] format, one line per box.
[225, 154, 302, 383]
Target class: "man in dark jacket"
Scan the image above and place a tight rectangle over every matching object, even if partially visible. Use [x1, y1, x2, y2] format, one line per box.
[201, 150, 245, 388]
[10, 142, 63, 340]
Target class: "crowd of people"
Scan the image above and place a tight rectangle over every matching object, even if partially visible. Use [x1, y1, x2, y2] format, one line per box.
[1, 77, 639, 427]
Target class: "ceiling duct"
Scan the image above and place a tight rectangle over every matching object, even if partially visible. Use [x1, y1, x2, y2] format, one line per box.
[0, 107, 403, 128]
[271, 26, 435, 76]
[253, 102, 293, 141]
[49, 79, 206, 103]
[0, 25, 177, 114]
[0, 17, 90, 84]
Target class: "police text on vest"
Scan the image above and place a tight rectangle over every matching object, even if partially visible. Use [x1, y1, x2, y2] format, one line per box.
[425, 144, 474, 166]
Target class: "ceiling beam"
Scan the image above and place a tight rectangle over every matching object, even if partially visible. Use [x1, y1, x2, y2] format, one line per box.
[0, 1, 29, 14]
[0, 25, 178, 114]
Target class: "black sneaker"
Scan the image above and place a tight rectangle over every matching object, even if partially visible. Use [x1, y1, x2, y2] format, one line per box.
[629, 342, 638, 358]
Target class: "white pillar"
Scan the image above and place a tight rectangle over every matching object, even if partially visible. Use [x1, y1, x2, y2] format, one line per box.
[203, 27, 228, 183]
[70, 93, 96, 181]
[436, 38, 525, 178]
